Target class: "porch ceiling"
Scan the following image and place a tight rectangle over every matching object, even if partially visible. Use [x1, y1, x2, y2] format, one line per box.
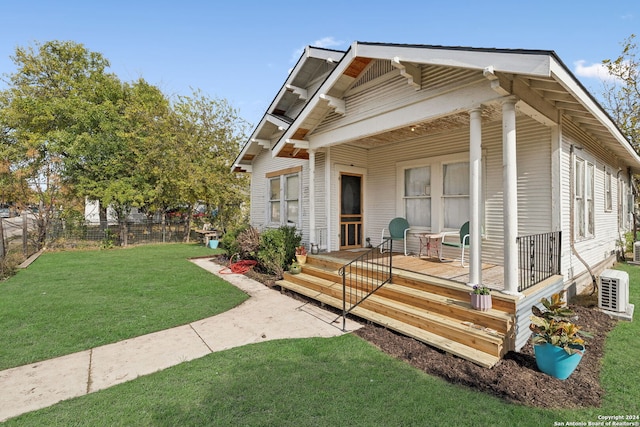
[344, 105, 503, 149]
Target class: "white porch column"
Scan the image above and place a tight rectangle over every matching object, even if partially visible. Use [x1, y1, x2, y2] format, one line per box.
[468, 107, 482, 288]
[502, 97, 521, 295]
[308, 149, 316, 246]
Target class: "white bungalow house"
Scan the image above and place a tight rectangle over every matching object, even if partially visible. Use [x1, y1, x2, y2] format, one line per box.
[233, 42, 640, 366]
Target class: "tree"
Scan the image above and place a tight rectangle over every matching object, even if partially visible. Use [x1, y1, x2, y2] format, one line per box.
[152, 90, 250, 240]
[0, 40, 115, 247]
[602, 34, 640, 151]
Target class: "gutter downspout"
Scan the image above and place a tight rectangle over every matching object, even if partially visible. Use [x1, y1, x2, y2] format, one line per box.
[569, 144, 597, 295]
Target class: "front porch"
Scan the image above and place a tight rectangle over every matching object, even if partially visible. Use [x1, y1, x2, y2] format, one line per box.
[277, 247, 564, 368]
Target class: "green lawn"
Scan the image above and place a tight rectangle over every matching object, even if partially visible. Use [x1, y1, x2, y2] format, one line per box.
[2, 251, 639, 426]
[0, 244, 248, 370]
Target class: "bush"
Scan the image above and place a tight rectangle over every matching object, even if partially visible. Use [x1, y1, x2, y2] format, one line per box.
[257, 228, 289, 278]
[279, 225, 302, 264]
[220, 223, 251, 257]
[236, 226, 260, 260]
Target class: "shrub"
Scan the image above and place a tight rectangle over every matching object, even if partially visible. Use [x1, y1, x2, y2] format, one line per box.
[236, 226, 260, 260]
[278, 225, 302, 265]
[220, 223, 251, 257]
[257, 228, 288, 278]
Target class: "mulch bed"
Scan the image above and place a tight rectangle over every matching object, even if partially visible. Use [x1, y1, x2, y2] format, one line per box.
[219, 257, 618, 409]
[354, 304, 617, 409]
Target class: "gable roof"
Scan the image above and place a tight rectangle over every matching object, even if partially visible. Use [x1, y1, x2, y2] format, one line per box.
[232, 46, 344, 172]
[234, 42, 640, 173]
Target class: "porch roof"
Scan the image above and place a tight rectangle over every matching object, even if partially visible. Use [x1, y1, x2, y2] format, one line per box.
[234, 41, 640, 174]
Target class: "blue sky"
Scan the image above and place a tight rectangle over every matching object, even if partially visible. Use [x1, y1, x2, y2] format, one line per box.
[1, 0, 638, 127]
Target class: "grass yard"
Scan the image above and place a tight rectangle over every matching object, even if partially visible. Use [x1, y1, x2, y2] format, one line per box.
[1, 249, 639, 426]
[0, 244, 248, 370]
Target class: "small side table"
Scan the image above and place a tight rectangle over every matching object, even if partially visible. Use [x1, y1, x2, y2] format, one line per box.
[416, 233, 443, 258]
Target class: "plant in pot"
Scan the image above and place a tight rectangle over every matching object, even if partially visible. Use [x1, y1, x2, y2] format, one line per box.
[295, 245, 307, 265]
[470, 285, 492, 311]
[529, 291, 592, 380]
[289, 259, 301, 274]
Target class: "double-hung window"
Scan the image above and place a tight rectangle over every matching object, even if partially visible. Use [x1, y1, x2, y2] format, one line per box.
[267, 167, 301, 226]
[574, 157, 594, 239]
[398, 155, 471, 232]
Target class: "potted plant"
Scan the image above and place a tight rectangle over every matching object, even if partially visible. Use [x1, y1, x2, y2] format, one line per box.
[289, 259, 301, 274]
[470, 285, 492, 311]
[529, 291, 592, 380]
[295, 245, 307, 265]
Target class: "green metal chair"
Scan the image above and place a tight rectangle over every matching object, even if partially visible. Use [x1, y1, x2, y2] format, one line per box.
[441, 221, 470, 266]
[381, 217, 412, 255]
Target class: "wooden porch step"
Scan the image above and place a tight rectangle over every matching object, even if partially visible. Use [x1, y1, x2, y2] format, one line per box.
[280, 271, 508, 359]
[376, 283, 513, 335]
[359, 294, 506, 357]
[278, 279, 500, 368]
[285, 269, 512, 337]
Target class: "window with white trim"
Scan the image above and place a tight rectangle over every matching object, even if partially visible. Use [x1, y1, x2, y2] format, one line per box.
[403, 166, 431, 227]
[267, 167, 301, 226]
[397, 154, 472, 232]
[574, 157, 594, 239]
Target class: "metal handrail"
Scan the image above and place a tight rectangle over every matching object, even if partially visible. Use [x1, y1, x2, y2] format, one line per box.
[517, 231, 562, 292]
[339, 239, 393, 330]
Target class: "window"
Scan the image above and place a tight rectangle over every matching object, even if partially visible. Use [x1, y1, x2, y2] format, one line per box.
[442, 162, 470, 229]
[403, 166, 431, 227]
[267, 167, 301, 226]
[605, 171, 612, 212]
[397, 155, 471, 232]
[574, 157, 594, 239]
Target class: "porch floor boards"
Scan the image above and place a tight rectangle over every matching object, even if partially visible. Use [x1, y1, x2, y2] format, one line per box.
[319, 250, 506, 290]
[277, 253, 515, 368]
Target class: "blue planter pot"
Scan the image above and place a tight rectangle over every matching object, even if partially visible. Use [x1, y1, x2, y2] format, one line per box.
[208, 240, 219, 249]
[533, 343, 584, 380]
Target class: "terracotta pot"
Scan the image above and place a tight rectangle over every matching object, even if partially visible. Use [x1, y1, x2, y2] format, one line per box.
[470, 293, 492, 311]
[295, 254, 307, 265]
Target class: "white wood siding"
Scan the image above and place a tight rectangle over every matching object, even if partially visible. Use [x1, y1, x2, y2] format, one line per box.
[249, 149, 308, 234]
[315, 62, 482, 136]
[560, 118, 628, 287]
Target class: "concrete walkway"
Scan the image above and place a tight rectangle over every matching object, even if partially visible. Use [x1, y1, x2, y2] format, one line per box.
[0, 258, 361, 422]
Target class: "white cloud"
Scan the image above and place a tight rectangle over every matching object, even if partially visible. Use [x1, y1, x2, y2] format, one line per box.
[574, 60, 620, 82]
[289, 36, 346, 64]
[312, 36, 344, 49]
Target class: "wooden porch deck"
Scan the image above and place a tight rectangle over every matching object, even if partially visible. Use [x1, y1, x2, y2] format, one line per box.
[320, 250, 506, 291]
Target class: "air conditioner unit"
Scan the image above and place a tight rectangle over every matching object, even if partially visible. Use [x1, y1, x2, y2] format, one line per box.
[634, 241, 640, 263]
[599, 269, 629, 313]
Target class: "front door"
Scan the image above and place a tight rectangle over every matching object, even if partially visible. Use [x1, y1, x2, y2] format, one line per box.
[340, 173, 363, 249]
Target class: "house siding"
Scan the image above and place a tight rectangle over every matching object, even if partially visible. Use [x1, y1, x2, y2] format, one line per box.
[560, 118, 629, 292]
[249, 149, 308, 233]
